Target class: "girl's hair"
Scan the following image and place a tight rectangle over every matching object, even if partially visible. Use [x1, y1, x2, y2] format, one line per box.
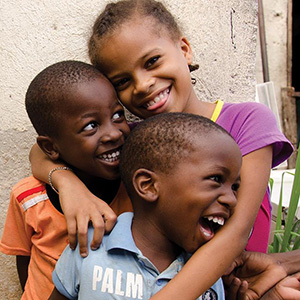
[88, 0, 199, 73]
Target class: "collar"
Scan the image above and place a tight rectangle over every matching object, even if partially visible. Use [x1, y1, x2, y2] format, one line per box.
[105, 212, 138, 254]
[211, 99, 224, 122]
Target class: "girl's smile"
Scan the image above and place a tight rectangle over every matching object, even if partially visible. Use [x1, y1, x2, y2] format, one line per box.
[97, 17, 200, 119]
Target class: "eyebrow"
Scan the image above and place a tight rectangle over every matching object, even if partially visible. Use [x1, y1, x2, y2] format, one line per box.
[109, 48, 162, 80]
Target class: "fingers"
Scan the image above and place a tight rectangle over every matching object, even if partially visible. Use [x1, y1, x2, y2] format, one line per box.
[89, 207, 117, 251]
[66, 218, 78, 251]
[225, 278, 249, 300]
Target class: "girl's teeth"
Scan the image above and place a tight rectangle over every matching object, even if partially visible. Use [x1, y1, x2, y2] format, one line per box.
[147, 89, 169, 107]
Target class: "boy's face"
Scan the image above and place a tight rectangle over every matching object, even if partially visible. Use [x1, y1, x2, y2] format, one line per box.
[154, 133, 241, 254]
[53, 77, 130, 180]
[97, 18, 198, 119]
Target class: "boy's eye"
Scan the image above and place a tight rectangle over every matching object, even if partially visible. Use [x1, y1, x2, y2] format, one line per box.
[112, 110, 125, 121]
[83, 122, 97, 131]
[232, 183, 240, 192]
[209, 175, 222, 183]
[145, 56, 160, 68]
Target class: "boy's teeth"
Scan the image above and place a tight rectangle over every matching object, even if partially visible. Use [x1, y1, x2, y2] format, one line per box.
[99, 150, 120, 162]
[205, 216, 225, 226]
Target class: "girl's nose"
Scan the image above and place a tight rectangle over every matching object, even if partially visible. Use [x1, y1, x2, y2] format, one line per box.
[133, 71, 155, 95]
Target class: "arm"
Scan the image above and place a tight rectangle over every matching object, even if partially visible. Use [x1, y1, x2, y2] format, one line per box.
[16, 255, 30, 291]
[270, 250, 300, 276]
[48, 288, 69, 300]
[150, 146, 273, 299]
[29, 143, 117, 257]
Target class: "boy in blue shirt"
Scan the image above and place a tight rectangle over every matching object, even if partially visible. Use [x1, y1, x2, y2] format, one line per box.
[50, 112, 242, 299]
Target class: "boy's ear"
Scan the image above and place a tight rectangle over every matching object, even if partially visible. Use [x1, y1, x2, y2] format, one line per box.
[36, 136, 60, 161]
[180, 36, 193, 65]
[132, 168, 159, 203]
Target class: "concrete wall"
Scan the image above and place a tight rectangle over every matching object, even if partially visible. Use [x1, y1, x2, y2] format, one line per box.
[255, 0, 288, 119]
[0, 0, 258, 298]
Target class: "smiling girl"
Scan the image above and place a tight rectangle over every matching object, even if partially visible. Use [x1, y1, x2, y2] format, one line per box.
[29, 0, 293, 298]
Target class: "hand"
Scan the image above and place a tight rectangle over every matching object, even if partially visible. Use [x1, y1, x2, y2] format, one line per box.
[261, 272, 300, 300]
[223, 251, 287, 300]
[58, 177, 117, 257]
[224, 277, 248, 300]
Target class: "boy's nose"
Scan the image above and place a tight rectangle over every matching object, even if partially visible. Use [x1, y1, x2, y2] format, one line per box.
[218, 190, 237, 209]
[101, 125, 123, 143]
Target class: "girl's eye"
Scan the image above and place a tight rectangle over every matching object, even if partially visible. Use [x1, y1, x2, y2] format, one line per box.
[83, 122, 97, 131]
[113, 78, 130, 90]
[145, 56, 160, 68]
[112, 110, 125, 122]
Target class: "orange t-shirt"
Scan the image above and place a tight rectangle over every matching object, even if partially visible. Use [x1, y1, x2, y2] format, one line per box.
[0, 176, 132, 300]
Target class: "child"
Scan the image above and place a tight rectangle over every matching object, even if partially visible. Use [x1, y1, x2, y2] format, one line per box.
[29, 0, 294, 298]
[0, 60, 132, 300]
[49, 112, 242, 299]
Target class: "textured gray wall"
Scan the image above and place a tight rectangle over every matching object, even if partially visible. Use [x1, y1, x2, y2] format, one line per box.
[0, 0, 258, 298]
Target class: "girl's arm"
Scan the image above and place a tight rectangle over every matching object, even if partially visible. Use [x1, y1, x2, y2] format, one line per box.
[29, 144, 117, 257]
[150, 145, 273, 299]
[16, 255, 30, 291]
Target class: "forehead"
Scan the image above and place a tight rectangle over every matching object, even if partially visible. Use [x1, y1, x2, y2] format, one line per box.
[181, 132, 241, 167]
[98, 17, 176, 63]
[61, 76, 118, 111]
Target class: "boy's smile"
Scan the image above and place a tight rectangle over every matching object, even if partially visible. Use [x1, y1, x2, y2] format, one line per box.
[151, 132, 241, 254]
[52, 76, 130, 181]
[97, 17, 199, 119]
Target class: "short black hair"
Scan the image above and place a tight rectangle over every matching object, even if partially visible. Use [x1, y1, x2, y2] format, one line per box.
[25, 60, 106, 137]
[120, 112, 232, 196]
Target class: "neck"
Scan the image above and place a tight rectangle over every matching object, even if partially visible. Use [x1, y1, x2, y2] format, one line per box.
[183, 89, 216, 119]
[131, 215, 181, 273]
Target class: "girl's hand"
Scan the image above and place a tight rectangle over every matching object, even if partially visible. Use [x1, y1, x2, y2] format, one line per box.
[57, 174, 117, 257]
[223, 251, 287, 300]
[29, 144, 117, 257]
[261, 272, 300, 300]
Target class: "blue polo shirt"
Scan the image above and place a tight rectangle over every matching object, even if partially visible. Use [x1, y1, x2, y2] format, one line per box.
[53, 212, 224, 299]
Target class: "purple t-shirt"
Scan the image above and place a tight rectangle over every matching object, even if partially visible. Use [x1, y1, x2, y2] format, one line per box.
[216, 101, 294, 252]
[216, 101, 293, 167]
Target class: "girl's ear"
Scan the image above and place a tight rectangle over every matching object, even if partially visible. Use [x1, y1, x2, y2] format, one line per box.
[180, 37, 193, 65]
[36, 136, 60, 161]
[132, 168, 159, 203]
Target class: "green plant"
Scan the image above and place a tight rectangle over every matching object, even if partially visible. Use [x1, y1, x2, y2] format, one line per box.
[268, 146, 300, 253]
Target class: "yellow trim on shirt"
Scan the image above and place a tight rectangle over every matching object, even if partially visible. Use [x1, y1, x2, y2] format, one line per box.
[210, 100, 224, 122]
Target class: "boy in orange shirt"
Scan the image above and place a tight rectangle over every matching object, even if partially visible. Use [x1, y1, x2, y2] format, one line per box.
[0, 60, 131, 300]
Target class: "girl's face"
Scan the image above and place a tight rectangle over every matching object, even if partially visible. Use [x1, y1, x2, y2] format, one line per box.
[97, 18, 199, 119]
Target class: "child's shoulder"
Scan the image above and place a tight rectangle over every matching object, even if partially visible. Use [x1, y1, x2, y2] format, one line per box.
[11, 176, 47, 209]
[222, 101, 271, 115]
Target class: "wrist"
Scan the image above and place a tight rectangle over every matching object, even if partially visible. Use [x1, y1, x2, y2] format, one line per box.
[270, 251, 300, 276]
[48, 167, 75, 193]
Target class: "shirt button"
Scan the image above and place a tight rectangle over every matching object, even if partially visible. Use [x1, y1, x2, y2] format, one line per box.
[156, 280, 163, 286]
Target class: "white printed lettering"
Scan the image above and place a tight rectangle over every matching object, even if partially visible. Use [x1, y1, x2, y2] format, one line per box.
[126, 273, 143, 299]
[101, 268, 114, 293]
[115, 270, 125, 296]
[93, 266, 103, 290]
[92, 266, 144, 298]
